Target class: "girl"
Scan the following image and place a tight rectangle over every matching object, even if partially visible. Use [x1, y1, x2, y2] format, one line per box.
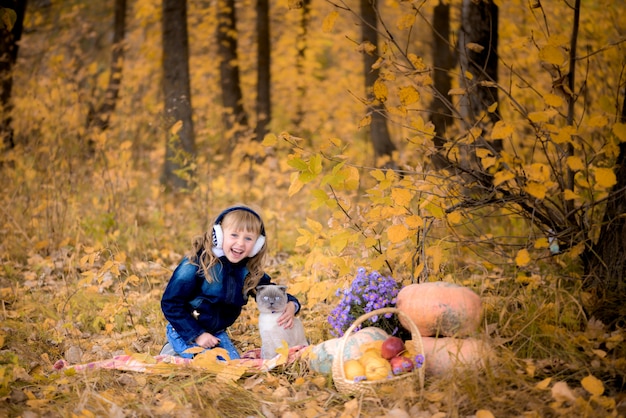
[160, 205, 301, 359]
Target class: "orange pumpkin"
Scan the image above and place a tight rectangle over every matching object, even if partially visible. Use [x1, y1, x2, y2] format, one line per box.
[419, 337, 493, 375]
[396, 282, 482, 337]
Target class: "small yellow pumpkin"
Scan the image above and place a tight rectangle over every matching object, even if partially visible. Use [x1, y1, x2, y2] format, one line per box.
[363, 355, 392, 381]
[343, 359, 366, 380]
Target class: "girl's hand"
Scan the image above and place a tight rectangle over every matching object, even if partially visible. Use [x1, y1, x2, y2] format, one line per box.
[195, 332, 220, 348]
[278, 301, 297, 329]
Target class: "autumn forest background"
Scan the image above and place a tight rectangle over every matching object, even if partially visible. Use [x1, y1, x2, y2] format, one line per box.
[1, 0, 625, 416]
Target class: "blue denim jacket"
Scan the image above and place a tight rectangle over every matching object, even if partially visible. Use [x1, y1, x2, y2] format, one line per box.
[161, 256, 301, 344]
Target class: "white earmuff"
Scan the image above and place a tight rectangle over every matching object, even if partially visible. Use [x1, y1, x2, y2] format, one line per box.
[250, 235, 265, 257]
[212, 224, 224, 248]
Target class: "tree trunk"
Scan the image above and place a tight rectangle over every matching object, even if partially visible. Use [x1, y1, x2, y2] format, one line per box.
[255, 0, 270, 142]
[293, 0, 311, 130]
[459, 0, 501, 152]
[161, 0, 195, 191]
[217, 0, 249, 151]
[582, 93, 626, 328]
[430, 1, 453, 149]
[85, 0, 127, 140]
[360, 0, 396, 165]
[0, 0, 26, 150]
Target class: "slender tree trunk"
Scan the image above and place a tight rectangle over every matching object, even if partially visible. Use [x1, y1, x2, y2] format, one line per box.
[255, 0, 270, 142]
[360, 0, 396, 165]
[458, 0, 501, 151]
[0, 0, 26, 150]
[293, 0, 311, 130]
[161, 0, 195, 191]
[85, 0, 126, 136]
[430, 1, 453, 149]
[582, 93, 626, 328]
[217, 0, 249, 151]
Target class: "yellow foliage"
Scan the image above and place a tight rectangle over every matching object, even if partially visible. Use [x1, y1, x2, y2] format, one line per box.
[387, 224, 410, 243]
[613, 122, 626, 142]
[398, 85, 419, 106]
[396, 13, 415, 30]
[539, 44, 566, 66]
[373, 79, 388, 101]
[525, 182, 547, 200]
[322, 11, 339, 33]
[593, 167, 617, 188]
[515, 249, 531, 266]
[566, 156, 585, 171]
[491, 121, 513, 140]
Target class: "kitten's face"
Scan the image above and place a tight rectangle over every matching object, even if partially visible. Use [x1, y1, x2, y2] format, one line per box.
[256, 285, 287, 313]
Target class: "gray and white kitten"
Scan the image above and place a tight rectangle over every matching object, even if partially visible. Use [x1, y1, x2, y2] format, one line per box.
[256, 284, 308, 359]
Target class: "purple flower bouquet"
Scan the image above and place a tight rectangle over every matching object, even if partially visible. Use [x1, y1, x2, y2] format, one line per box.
[328, 267, 403, 337]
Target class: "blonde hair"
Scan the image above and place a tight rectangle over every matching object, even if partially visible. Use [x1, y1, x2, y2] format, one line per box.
[189, 207, 267, 296]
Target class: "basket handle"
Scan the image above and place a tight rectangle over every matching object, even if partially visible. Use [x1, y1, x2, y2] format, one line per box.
[334, 307, 425, 385]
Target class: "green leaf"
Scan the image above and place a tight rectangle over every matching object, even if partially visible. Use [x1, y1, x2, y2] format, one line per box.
[287, 156, 308, 171]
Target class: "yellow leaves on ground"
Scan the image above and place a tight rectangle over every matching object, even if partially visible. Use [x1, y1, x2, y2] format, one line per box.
[191, 349, 249, 383]
[581, 375, 604, 396]
[546, 376, 615, 412]
[515, 248, 531, 267]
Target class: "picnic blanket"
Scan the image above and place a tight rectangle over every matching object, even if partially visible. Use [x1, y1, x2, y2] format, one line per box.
[53, 345, 309, 378]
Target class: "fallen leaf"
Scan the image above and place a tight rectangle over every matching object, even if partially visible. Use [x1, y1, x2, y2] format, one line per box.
[536, 377, 552, 390]
[551, 381, 577, 403]
[581, 375, 604, 396]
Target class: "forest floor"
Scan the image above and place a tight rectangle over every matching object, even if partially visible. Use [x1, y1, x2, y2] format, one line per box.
[1, 248, 625, 417]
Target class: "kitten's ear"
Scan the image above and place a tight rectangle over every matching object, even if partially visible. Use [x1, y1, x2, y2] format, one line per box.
[256, 285, 267, 292]
[277, 285, 287, 294]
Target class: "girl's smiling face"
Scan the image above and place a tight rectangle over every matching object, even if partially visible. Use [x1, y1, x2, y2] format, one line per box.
[221, 225, 259, 263]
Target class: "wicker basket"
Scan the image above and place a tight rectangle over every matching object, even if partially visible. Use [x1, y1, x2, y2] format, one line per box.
[331, 307, 425, 397]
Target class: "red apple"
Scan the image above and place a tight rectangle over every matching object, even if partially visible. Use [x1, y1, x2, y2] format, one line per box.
[381, 336, 405, 360]
[390, 355, 414, 375]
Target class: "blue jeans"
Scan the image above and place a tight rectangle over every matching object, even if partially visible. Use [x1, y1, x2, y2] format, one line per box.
[165, 323, 241, 360]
